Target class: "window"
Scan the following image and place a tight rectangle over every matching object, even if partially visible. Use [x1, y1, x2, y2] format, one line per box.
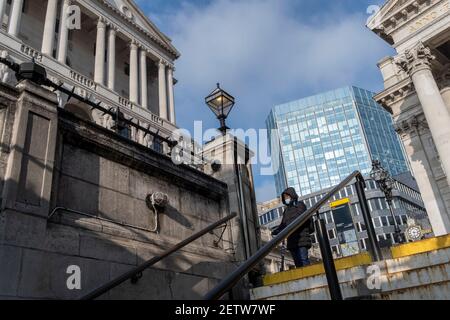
[356, 222, 366, 233]
[401, 215, 408, 224]
[352, 203, 361, 216]
[359, 238, 367, 250]
[381, 216, 389, 227]
[373, 217, 382, 228]
[370, 199, 382, 211]
[388, 216, 395, 226]
[324, 211, 334, 224]
[327, 229, 336, 240]
[346, 185, 354, 196]
[331, 245, 340, 257]
[124, 63, 130, 76]
[377, 234, 387, 241]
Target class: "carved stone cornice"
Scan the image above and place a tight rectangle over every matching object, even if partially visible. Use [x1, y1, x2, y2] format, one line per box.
[396, 42, 435, 75]
[95, 0, 180, 60]
[376, 79, 415, 111]
[369, 0, 450, 48]
[394, 114, 429, 137]
[370, 0, 429, 36]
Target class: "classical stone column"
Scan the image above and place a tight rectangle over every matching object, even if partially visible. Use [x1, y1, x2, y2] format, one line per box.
[129, 40, 139, 104]
[7, 0, 24, 37]
[438, 70, 450, 115]
[94, 18, 106, 85]
[397, 42, 450, 189]
[158, 60, 168, 120]
[41, 0, 59, 56]
[167, 66, 176, 124]
[140, 49, 148, 109]
[107, 26, 117, 90]
[57, 0, 71, 64]
[0, 0, 7, 29]
[395, 117, 450, 236]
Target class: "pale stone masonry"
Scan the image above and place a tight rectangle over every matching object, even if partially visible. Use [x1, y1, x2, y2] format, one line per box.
[0, 80, 256, 299]
[0, 0, 179, 147]
[0, 0, 262, 300]
[368, 0, 450, 236]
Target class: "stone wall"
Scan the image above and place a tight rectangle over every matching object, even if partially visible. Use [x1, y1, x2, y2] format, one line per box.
[251, 247, 450, 300]
[0, 81, 246, 300]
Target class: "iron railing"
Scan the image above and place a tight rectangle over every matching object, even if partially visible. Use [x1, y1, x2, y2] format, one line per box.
[80, 212, 237, 300]
[0, 58, 215, 171]
[204, 171, 383, 300]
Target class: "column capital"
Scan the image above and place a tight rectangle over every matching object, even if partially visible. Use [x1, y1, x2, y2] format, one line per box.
[129, 39, 140, 49]
[107, 23, 119, 33]
[158, 59, 168, 68]
[158, 59, 174, 70]
[394, 114, 429, 137]
[97, 16, 107, 28]
[396, 42, 435, 76]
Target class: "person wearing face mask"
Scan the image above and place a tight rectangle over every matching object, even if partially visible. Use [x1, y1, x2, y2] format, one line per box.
[271, 187, 314, 268]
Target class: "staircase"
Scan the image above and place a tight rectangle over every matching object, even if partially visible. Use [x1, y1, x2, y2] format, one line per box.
[250, 234, 450, 300]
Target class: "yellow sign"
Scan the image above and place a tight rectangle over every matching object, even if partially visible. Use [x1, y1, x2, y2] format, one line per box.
[330, 198, 350, 208]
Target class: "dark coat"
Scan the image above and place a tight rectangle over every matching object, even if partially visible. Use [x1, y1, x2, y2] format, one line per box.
[272, 187, 314, 250]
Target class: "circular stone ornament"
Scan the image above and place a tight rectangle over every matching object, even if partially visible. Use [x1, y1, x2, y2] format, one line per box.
[406, 225, 423, 242]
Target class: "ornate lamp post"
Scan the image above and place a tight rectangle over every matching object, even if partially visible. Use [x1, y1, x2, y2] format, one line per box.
[370, 160, 404, 244]
[205, 83, 235, 135]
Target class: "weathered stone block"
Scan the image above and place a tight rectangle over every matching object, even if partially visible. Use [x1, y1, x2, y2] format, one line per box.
[79, 235, 137, 265]
[57, 175, 100, 215]
[0, 245, 22, 296]
[17, 249, 110, 299]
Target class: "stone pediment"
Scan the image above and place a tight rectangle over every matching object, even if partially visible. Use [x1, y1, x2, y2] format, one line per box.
[367, 0, 410, 30]
[102, 0, 180, 58]
[367, 0, 449, 47]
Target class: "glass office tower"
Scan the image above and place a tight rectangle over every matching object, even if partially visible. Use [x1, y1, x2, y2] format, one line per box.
[267, 86, 410, 197]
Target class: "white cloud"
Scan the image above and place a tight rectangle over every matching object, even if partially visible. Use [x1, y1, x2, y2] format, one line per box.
[143, 0, 393, 196]
[165, 0, 392, 130]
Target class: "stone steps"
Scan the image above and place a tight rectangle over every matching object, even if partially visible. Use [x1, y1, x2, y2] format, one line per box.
[250, 234, 450, 300]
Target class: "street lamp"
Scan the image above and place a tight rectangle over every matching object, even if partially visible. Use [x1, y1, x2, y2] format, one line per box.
[205, 83, 235, 135]
[370, 160, 404, 244]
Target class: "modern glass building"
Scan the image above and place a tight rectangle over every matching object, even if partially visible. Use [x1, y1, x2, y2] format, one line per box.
[258, 176, 432, 260]
[267, 86, 410, 197]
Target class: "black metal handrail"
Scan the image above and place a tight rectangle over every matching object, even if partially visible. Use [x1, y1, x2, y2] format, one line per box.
[80, 212, 237, 300]
[204, 171, 380, 300]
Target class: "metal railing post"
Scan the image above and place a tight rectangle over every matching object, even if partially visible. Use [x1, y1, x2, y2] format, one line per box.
[314, 213, 343, 300]
[80, 212, 237, 300]
[355, 174, 383, 262]
[204, 171, 361, 300]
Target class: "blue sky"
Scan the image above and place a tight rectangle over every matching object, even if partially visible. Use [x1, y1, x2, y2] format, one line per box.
[135, 0, 394, 202]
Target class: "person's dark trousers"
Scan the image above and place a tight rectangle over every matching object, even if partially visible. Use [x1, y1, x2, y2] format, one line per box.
[289, 247, 310, 268]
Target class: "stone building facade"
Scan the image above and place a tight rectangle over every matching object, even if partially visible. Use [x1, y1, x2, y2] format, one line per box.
[0, 0, 178, 145]
[368, 0, 450, 236]
[0, 0, 261, 300]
